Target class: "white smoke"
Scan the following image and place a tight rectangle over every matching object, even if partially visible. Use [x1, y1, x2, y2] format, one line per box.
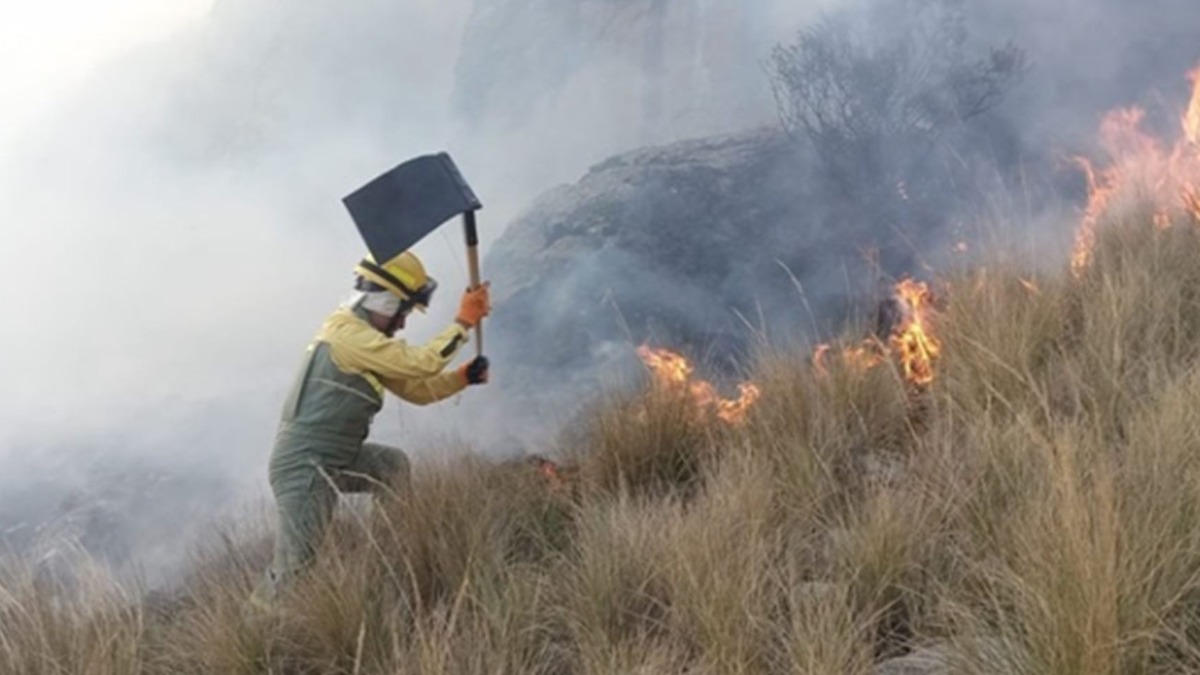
[3, 0, 1199, 582]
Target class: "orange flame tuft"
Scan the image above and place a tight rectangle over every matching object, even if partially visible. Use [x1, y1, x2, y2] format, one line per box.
[637, 346, 761, 426]
[841, 341, 889, 372]
[813, 279, 941, 387]
[1071, 156, 1113, 276]
[1186, 68, 1200, 146]
[890, 279, 941, 386]
[538, 459, 561, 482]
[1072, 66, 1200, 276]
[529, 456, 575, 496]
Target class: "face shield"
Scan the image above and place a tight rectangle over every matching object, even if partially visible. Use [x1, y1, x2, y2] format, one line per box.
[355, 275, 438, 335]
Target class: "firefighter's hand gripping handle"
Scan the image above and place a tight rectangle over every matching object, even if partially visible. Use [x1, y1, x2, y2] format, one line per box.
[464, 210, 484, 357]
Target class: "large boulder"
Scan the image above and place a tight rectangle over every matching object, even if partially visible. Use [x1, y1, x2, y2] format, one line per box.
[489, 128, 795, 365]
[481, 127, 938, 431]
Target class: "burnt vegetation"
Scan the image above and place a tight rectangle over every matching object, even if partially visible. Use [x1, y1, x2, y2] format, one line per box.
[769, 0, 1028, 264]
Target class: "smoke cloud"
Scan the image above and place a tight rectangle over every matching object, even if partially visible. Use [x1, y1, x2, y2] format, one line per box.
[2, 0, 1200, 581]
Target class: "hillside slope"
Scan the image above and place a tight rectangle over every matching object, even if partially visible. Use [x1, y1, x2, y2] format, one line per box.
[8, 200, 1200, 674]
[10, 65, 1200, 672]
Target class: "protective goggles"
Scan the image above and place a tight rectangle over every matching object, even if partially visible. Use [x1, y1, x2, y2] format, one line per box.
[356, 259, 438, 310]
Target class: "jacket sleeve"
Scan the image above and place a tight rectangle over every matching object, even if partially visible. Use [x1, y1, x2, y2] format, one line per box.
[325, 315, 470, 381]
[381, 371, 467, 405]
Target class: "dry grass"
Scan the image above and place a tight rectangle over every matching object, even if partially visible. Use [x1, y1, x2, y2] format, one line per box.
[11, 210, 1200, 673]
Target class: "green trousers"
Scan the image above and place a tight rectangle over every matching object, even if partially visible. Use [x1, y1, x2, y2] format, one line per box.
[256, 435, 410, 604]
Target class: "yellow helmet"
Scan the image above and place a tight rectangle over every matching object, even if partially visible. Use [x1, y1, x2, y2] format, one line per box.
[354, 251, 438, 310]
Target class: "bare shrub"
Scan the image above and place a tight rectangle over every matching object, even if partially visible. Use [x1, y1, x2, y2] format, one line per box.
[770, 0, 1026, 205]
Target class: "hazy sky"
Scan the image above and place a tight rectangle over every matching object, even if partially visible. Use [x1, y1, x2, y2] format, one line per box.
[0, 0, 215, 150]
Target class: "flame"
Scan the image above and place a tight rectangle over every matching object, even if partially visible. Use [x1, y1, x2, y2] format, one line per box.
[842, 341, 889, 372]
[1071, 156, 1112, 276]
[1072, 66, 1200, 275]
[813, 279, 941, 387]
[812, 343, 832, 375]
[715, 383, 763, 425]
[537, 459, 561, 482]
[890, 279, 941, 386]
[813, 341, 888, 376]
[529, 455, 574, 496]
[636, 346, 761, 426]
[1186, 67, 1200, 145]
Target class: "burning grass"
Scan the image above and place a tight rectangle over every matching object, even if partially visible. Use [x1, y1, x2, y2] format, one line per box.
[13, 212, 1200, 674]
[1071, 65, 1200, 277]
[814, 278, 943, 389]
[15, 68, 1200, 675]
[636, 345, 762, 426]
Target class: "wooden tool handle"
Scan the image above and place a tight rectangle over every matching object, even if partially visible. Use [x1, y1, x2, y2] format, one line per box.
[464, 211, 484, 356]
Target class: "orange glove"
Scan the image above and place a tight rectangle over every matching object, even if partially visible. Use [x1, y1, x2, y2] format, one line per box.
[456, 282, 491, 329]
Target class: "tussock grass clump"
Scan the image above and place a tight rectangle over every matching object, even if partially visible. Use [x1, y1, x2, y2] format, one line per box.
[571, 389, 716, 500]
[0, 552, 145, 674]
[12, 211, 1200, 672]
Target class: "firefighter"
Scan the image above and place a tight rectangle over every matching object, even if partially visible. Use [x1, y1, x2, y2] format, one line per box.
[251, 250, 490, 608]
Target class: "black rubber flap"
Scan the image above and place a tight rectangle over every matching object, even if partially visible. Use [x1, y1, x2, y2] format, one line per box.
[343, 152, 482, 262]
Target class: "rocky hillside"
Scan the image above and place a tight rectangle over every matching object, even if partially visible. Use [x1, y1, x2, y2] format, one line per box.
[481, 127, 958, 432]
[487, 129, 798, 366]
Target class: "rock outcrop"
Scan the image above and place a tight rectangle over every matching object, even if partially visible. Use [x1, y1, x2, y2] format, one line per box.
[488, 128, 798, 369]
[481, 127, 943, 433]
[453, 0, 805, 145]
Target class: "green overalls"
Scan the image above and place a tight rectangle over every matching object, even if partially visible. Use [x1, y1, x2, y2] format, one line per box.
[256, 304, 468, 603]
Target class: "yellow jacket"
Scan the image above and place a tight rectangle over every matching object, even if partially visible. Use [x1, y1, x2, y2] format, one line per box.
[315, 306, 469, 406]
